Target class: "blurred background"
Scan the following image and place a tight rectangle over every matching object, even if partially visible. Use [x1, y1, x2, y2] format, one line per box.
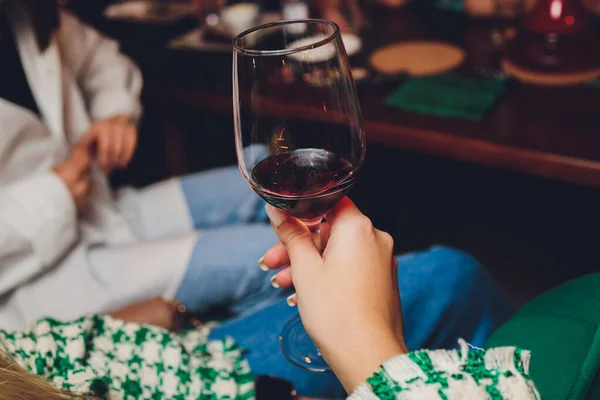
[65, 0, 600, 306]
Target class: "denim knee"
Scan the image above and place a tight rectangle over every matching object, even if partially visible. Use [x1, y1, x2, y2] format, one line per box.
[397, 246, 515, 349]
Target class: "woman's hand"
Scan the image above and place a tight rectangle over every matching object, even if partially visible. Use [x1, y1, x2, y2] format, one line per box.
[262, 198, 407, 393]
[85, 114, 137, 173]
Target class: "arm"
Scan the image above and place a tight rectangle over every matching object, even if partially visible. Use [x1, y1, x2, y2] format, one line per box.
[0, 173, 77, 295]
[0, 140, 93, 296]
[56, 11, 143, 122]
[261, 199, 540, 400]
[349, 340, 541, 399]
[57, 12, 142, 172]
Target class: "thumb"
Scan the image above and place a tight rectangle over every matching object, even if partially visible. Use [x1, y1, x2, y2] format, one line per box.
[265, 205, 322, 268]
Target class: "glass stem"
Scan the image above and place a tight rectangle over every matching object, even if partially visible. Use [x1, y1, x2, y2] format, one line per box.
[300, 216, 323, 232]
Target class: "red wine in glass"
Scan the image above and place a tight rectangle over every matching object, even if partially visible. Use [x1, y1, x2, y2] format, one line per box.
[251, 148, 355, 220]
[233, 19, 365, 372]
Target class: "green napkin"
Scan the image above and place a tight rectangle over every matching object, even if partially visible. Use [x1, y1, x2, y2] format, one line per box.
[432, 0, 465, 12]
[385, 73, 506, 121]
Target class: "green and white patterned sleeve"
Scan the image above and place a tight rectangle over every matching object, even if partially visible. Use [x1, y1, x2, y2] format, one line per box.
[0, 316, 95, 393]
[0, 315, 255, 399]
[348, 340, 541, 400]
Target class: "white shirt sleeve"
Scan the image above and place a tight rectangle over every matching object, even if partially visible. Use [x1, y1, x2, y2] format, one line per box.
[57, 11, 143, 122]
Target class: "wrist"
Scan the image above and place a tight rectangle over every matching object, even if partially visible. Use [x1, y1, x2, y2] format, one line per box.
[323, 330, 407, 394]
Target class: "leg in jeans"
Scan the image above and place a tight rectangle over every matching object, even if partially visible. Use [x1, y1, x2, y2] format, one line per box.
[120, 163, 275, 316]
[126, 146, 277, 315]
[178, 144, 268, 230]
[175, 224, 292, 317]
[208, 246, 515, 398]
[179, 166, 267, 230]
[122, 145, 268, 241]
[397, 246, 514, 350]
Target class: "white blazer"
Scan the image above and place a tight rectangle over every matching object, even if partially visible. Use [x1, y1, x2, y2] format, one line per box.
[0, 3, 194, 330]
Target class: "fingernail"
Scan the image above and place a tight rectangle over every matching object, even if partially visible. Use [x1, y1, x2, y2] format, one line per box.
[265, 204, 287, 228]
[286, 294, 297, 307]
[270, 275, 280, 288]
[258, 256, 269, 272]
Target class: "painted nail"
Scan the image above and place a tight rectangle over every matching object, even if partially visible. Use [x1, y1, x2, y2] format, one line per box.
[286, 293, 297, 307]
[258, 256, 269, 272]
[265, 204, 287, 228]
[270, 275, 280, 288]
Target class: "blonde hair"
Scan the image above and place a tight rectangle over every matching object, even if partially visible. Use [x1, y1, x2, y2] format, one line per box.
[0, 351, 83, 400]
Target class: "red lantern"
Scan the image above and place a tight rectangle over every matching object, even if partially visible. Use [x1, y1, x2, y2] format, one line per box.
[504, 0, 600, 81]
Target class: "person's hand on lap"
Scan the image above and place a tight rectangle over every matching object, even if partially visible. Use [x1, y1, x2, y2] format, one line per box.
[261, 197, 408, 393]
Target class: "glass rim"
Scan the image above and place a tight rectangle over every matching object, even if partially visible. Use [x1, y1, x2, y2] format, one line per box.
[232, 18, 340, 57]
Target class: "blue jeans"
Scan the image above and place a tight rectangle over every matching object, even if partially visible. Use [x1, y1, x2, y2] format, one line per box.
[175, 168, 514, 398]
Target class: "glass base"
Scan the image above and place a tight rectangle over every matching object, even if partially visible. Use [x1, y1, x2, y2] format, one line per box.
[279, 315, 330, 372]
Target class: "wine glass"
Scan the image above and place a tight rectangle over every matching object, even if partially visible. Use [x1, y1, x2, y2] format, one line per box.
[233, 19, 366, 371]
